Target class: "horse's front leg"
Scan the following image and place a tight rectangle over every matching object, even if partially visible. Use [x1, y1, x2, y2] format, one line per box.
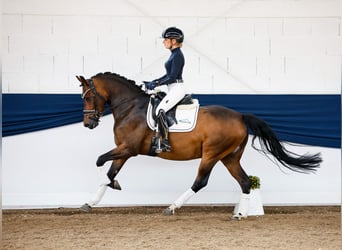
[80, 158, 127, 212]
[96, 144, 135, 166]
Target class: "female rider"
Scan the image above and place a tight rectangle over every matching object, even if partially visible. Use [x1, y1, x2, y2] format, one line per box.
[145, 27, 186, 152]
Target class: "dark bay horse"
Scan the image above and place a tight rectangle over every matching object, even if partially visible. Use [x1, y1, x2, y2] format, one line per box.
[76, 72, 321, 219]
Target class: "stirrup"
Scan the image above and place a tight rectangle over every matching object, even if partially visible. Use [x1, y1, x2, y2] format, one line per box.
[161, 139, 172, 152]
[154, 138, 172, 153]
[154, 137, 163, 154]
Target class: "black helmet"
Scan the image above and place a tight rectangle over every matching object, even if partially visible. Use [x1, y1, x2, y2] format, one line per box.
[162, 27, 184, 43]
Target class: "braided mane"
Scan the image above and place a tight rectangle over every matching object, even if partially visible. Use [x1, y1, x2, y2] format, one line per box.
[92, 72, 145, 94]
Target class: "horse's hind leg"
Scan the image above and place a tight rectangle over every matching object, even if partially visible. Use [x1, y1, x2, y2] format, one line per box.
[221, 140, 252, 219]
[164, 159, 216, 215]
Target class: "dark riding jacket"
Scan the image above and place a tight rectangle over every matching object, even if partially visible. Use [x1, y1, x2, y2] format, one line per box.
[154, 47, 184, 85]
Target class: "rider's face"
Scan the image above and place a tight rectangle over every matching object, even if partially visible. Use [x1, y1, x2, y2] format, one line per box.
[163, 38, 172, 49]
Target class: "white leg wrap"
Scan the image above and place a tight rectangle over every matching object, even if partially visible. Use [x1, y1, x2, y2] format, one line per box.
[174, 188, 196, 208]
[236, 193, 250, 217]
[98, 166, 111, 185]
[87, 184, 108, 207]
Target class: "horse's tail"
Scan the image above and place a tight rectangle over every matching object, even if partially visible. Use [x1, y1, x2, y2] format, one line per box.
[242, 114, 322, 173]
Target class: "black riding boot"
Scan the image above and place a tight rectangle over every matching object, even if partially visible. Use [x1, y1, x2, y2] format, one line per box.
[157, 110, 172, 152]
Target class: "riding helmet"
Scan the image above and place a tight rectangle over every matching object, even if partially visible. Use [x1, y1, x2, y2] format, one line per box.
[162, 27, 184, 43]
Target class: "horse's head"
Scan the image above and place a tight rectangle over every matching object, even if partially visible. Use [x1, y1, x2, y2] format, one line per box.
[76, 75, 106, 129]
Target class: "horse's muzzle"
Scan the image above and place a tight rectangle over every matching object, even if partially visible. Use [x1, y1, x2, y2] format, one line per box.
[84, 115, 100, 129]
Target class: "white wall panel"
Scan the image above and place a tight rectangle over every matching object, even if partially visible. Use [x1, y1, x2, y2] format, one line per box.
[193, 18, 227, 38]
[3, 0, 142, 16]
[283, 18, 312, 37]
[271, 37, 316, 56]
[229, 55, 257, 76]
[226, 18, 255, 37]
[69, 35, 98, 55]
[8, 35, 40, 55]
[127, 35, 157, 56]
[83, 55, 113, 77]
[24, 55, 53, 73]
[3, 0, 341, 94]
[112, 17, 141, 35]
[98, 35, 128, 56]
[3, 14, 22, 35]
[23, 15, 52, 34]
[135, 55, 165, 81]
[4, 0, 341, 17]
[211, 37, 242, 56]
[257, 55, 284, 78]
[313, 56, 342, 89]
[38, 73, 55, 93]
[253, 18, 283, 37]
[83, 16, 113, 35]
[166, 17, 197, 37]
[2, 34, 9, 55]
[61, 55, 84, 73]
[140, 18, 164, 36]
[3, 72, 39, 93]
[326, 37, 342, 55]
[268, 19, 284, 37]
[229, 0, 341, 17]
[241, 38, 270, 56]
[183, 72, 213, 94]
[52, 16, 87, 35]
[112, 55, 141, 79]
[39, 35, 69, 55]
[3, 54, 23, 72]
[311, 18, 340, 37]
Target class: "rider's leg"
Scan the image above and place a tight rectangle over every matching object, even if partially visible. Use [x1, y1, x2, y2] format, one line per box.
[155, 83, 186, 151]
[156, 109, 171, 151]
[155, 82, 186, 115]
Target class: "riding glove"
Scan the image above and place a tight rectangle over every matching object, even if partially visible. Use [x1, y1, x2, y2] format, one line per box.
[143, 81, 158, 90]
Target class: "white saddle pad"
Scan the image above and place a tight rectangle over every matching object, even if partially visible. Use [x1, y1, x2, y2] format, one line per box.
[146, 99, 200, 132]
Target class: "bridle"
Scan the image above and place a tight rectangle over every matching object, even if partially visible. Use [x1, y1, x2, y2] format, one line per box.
[81, 77, 146, 122]
[81, 79, 104, 122]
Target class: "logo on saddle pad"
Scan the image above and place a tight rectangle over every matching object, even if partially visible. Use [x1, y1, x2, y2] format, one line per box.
[147, 98, 200, 132]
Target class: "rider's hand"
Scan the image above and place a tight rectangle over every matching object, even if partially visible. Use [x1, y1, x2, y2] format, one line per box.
[143, 81, 157, 90]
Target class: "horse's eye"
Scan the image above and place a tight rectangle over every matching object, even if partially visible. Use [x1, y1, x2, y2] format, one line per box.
[85, 97, 91, 102]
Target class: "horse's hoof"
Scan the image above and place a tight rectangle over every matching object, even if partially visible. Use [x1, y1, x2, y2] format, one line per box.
[163, 207, 175, 216]
[108, 180, 122, 190]
[231, 215, 242, 221]
[80, 203, 92, 213]
[231, 213, 246, 221]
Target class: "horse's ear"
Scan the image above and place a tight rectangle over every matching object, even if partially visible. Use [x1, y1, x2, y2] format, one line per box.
[76, 75, 88, 86]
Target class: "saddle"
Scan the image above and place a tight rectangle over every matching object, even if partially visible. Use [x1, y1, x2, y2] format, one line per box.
[147, 93, 200, 155]
[150, 92, 194, 127]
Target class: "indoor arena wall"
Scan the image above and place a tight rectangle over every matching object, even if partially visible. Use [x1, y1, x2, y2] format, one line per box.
[2, 0, 341, 208]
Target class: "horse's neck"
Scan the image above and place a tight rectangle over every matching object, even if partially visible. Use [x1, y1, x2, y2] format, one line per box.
[109, 89, 149, 121]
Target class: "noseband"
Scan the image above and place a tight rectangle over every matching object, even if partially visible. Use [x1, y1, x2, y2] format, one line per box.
[81, 79, 103, 122]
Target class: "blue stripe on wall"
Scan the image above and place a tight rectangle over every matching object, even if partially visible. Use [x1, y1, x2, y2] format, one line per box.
[194, 94, 341, 149]
[3, 94, 84, 136]
[2, 94, 341, 148]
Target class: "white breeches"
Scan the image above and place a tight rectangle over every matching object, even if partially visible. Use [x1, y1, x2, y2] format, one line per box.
[155, 82, 186, 115]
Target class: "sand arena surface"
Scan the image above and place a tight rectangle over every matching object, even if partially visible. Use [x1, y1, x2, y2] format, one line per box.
[3, 206, 341, 250]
